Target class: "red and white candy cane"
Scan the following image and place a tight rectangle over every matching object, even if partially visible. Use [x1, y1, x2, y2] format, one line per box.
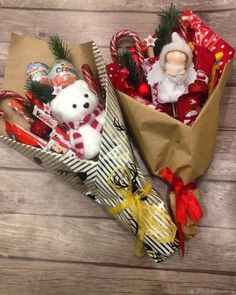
[0, 90, 26, 104]
[0, 90, 27, 117]
[110, 29, 145, 68]
[82, 64, 101, 97]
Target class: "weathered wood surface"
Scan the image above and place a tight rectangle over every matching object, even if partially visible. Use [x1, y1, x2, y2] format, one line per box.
[2, 0, 236, 12]
[0, 260, 235, 295]
[0, 0, 235, 294]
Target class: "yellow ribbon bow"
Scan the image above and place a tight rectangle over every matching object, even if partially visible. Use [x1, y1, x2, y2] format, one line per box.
[108, 168, 177, 257]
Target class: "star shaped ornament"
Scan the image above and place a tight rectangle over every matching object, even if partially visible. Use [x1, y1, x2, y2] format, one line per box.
[52, 85, 63, 95]
[145, 35, 157, 47]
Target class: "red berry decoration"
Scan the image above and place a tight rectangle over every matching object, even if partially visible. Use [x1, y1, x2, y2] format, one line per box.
[30, 120, 52, 139]
[136, 82, 151, 98]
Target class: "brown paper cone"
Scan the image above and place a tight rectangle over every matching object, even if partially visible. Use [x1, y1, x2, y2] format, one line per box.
[116, 61, 232, 184]
[116, 61, 232, 238]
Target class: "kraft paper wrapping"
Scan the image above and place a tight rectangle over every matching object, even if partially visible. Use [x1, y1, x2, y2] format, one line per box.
[116, 61, 232, 239]
[0, 34, 179, 262]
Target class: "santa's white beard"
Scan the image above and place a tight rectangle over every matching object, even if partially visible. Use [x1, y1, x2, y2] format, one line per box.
[165, 62, 185, 76]
[158, 72, 188, 103]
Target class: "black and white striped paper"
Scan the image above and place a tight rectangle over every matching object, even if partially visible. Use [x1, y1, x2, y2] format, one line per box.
[0, 42, 179, 262]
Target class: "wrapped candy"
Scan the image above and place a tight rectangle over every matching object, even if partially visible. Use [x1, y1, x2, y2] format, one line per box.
[177, 93, 201, 126]
[48, 60, 78, 88]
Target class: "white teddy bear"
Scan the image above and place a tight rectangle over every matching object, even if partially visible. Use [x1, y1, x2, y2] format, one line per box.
[50, 80, 105, 159]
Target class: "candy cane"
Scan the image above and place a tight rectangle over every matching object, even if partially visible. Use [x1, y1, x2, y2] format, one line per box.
[110, 30, 144, 68]
[0, 90, 32, 121]
[82, 64, 101, 97]
[0, 90, 27, 117]
[0, 90, 26, 104]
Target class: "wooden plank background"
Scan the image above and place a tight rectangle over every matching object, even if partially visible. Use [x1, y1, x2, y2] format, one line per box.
[0, 1, 235, 294]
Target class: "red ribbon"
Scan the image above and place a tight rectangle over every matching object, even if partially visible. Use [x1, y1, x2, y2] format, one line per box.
[160, 167, 203, 255]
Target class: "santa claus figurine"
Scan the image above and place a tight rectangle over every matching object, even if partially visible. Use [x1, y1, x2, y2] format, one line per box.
[147, 32, 197, 104]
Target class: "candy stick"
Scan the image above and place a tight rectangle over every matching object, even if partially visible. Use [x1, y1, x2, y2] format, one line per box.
[172, 103, 177, 118]
[110, 30, 144, 68]
[82, 64, 101, 97]
[144, 35, 157, 58]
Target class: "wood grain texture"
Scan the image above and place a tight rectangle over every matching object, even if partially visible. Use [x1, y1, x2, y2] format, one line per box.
[0, 259, 235, 295]
[0, 213, 236, 273]
[0, 170, 108, 218]
[2, 0, 236, 12]
[0, 170, 235, 228]
[0, 9, 235, 47]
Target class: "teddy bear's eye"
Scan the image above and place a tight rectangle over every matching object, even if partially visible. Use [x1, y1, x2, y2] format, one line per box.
[72, 104, 77, 108]
[84, 94, 89, 98]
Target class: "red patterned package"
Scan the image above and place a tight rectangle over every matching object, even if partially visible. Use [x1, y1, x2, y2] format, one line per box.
[179, 10, 235, 81]
[178, 93, 202, 126]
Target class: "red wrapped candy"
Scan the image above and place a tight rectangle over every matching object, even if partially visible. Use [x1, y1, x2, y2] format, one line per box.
[193, 45, 215, 84]
[178, 93, 202, 126]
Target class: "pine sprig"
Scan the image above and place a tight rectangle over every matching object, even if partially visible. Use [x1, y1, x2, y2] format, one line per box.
[118, 49, 143, 86]
[154, 4, 180, 56]
[48, 34, 74, 64]
[23, 102, 38, 119]
[25, 80, 56, 104]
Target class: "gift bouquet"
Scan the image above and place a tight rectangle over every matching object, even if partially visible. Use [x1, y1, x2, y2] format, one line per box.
[0, 34, 179, 263]
[106, 5, 235, 251]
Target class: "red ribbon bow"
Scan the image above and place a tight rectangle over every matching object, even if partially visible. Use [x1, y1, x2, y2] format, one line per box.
[160, 167, 203, 255]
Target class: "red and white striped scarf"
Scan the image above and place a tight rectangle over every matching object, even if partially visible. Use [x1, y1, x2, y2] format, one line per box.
[67, 104, 103, 130]
[68, 104, 104, 158]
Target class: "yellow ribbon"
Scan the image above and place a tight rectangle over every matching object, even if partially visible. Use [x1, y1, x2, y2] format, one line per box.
[108, 169, 177, 257]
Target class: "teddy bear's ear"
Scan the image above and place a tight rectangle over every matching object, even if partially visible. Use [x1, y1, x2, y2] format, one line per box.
[73, 79, 89, 90]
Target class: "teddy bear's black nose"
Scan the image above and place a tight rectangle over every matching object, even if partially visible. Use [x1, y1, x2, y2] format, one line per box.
[83, 102, 90, 108]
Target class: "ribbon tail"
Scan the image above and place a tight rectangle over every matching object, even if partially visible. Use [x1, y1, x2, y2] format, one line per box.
[177, 223, 185, 256]
[186, 192, 203, 222]
[134, 239, 145, 257]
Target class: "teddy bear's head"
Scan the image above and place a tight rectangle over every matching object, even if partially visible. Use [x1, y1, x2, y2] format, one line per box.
[50, 80, 99, 123]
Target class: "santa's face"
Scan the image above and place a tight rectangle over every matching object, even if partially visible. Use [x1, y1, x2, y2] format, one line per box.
[166, 51, 187, 65]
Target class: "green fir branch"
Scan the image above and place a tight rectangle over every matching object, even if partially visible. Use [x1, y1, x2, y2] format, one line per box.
[118, 49, 143, 86]
[25, 80, 56, 104]
[154, 3, 180, 56]
[24, 102, 38, 119]
[48, 34, 74, 64]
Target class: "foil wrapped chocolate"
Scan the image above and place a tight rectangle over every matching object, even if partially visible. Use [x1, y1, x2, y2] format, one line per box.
[25, 62, 49, 84]
[48, 60, 78, 88]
